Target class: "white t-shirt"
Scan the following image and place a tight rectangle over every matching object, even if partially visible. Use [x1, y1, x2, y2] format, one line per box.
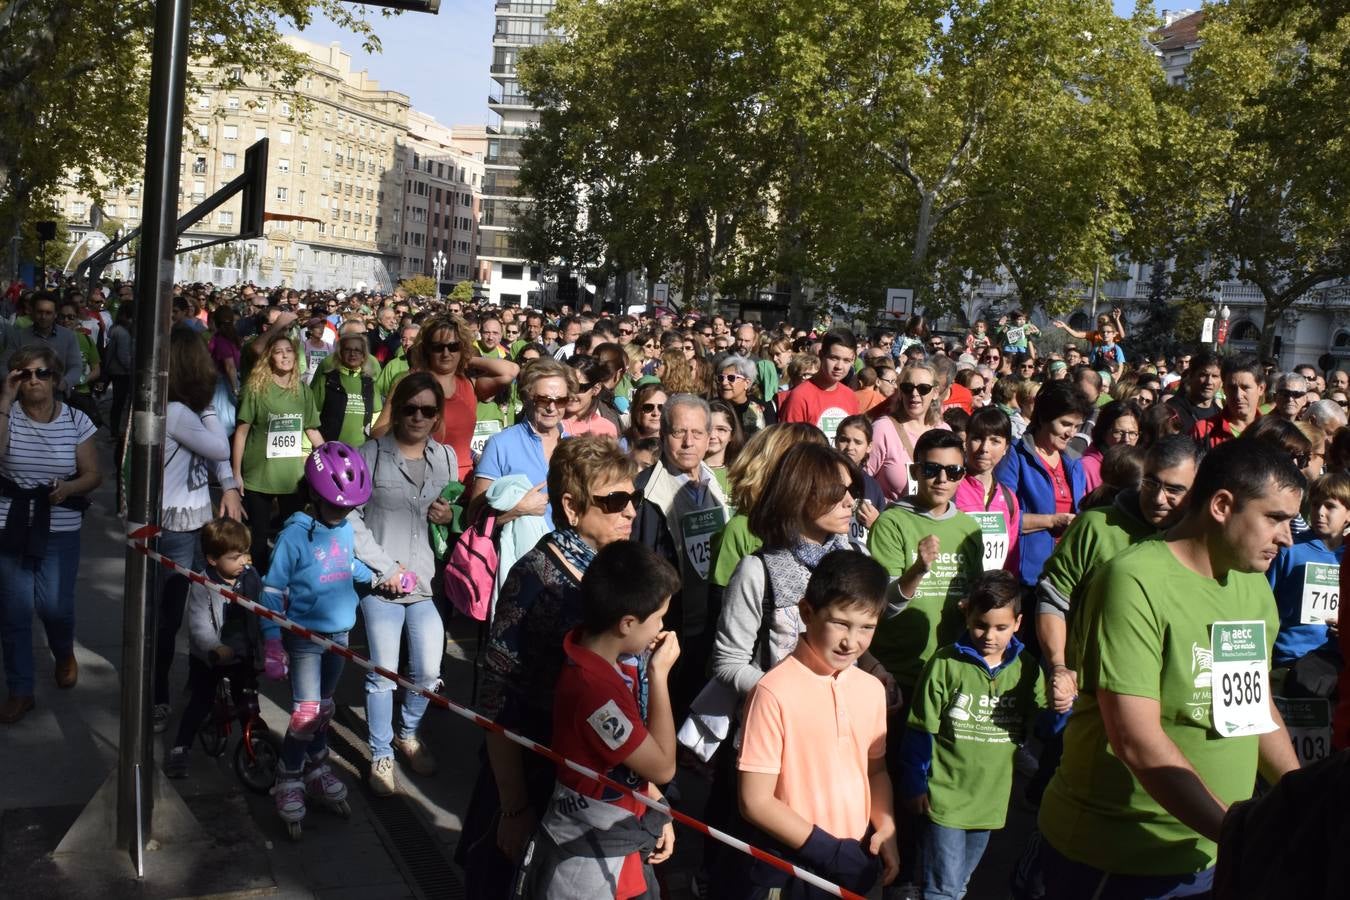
[0, 402, 97, 531]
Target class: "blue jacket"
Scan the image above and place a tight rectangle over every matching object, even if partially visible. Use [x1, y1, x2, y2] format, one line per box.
[260, 511, 375, 640]
[1267, 534, 1343, 666]
[995, 434, 1086, 587]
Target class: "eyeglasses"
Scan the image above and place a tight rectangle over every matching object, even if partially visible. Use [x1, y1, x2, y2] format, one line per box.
[1110, 429, 1140, 441]
[1277, 389, 1307, 400]
[716, 373, 744, 383]
[618, 328, 635, 336]
[12, 367, 53, 382]
[700, 331, 713, 338]
[898, 382, 935, 396]
[576, 380, 595, 392]
[530, 394, 568, 408]
[1141, 475, 1188, 500]
[918, 461, 965, 481]
[591, 489, 643, 514]
[824, 479, 864, 505]
[401, 403, 439, 420]
[877, 376, 898, 387]
[426, 341, 461, 355]
[641, 402, 664, 414]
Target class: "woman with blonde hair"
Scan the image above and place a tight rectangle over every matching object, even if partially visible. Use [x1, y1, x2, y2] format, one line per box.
[659, 347, 701, 395]
[867, 359, 947, 502]
[368, 314, 518, 481]
[231, 329, 325, 573]
[708, 422, 828, 590]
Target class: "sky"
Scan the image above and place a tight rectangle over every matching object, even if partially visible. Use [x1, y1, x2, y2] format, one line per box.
[281, 1, 1179, 130]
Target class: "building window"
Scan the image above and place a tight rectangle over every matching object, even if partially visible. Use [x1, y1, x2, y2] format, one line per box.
[193, 178, 206, 195]
[195, 94, 210, 109]
[275, 186, 288, 201]
[299, 160, 307, 175]
[226, 96, 240, 109]
[277, 158, 290, 173]
[127, 205, 139, 218]
[222, 124, 238, 141]
[255, 127, 267, 142]
[221, 152, 237, 169]
[297, 190, 306, 206]
[72, 201, 86, 217]
[280, 101, 292, 117]
[279, 130, 292, 145]
[319, 223, 326, 235]
[323, 139, 332, 154]
[219, 210, 234, 226]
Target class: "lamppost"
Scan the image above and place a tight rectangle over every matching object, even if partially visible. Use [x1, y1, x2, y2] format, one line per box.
[433, 249, 446, 299]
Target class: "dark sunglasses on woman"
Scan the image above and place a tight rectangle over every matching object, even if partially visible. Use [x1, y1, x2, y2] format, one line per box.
[592, 490, 642, 514]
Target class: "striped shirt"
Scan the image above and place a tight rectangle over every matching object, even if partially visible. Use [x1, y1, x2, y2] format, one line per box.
[0, 402, 96, 531]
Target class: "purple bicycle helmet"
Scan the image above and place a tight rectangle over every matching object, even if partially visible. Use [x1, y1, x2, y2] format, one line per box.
[304, 441, 372, 508]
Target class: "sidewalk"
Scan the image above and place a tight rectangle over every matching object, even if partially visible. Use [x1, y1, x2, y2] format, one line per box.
[0, 473, 426, 899]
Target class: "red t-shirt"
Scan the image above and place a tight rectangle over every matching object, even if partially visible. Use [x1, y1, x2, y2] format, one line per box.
[433, 374, 477, 481]
[1037, 453, 1074, 518]
[778, 378, 860, 441]
[552, 629, 651, 897]
[943, 382, 973, 414]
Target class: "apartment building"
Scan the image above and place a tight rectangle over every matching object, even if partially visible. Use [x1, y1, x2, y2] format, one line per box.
[394, 112, 485, 291]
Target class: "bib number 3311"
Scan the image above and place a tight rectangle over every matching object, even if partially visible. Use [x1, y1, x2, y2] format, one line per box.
[1210, 620, 1277, 738]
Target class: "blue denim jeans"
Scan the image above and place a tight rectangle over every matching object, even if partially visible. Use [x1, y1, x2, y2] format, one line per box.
[280, 630, 348, 771]
[0, 530, 81, 696]
[920, 820, 990, 900]
[153, 528, 204, 705]
[360, 596, 443, 760]
[1038, 836, 1215, 900]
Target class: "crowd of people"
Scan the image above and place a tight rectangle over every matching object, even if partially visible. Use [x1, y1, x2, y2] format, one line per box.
[0, 276, 1346, 898]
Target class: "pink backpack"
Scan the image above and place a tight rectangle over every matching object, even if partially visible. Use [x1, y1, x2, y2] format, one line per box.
[444, 509, 498, 621]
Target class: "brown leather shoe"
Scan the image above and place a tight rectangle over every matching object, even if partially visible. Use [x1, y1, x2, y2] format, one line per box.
[55, 655, 78, 689]
[0, 694, 35, 724]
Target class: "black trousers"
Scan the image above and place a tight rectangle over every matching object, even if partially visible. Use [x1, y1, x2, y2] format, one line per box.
[242, 490, 305, 575]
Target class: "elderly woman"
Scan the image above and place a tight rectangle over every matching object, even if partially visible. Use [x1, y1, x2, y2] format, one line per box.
[369, 314, 518, 481]
[349, 372, 457, 796]
[995, 381, 1093, 591]
[0, 348, 101, 723]
[715, 354, 773, 437]
[459, 436, 640, 895]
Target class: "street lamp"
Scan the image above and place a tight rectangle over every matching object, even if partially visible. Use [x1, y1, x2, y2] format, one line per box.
[433, 249, 446, 299]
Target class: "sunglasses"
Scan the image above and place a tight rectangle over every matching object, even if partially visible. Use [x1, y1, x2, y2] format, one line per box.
[426, 341, 461, 355]
[401, 403, 439, 420]
[591, 489, 643, 514]
[716, 373, 743, 382]
[1277, 389, 1307, 400]
[899, 382, 935, 396]
[12, 367, 54, 382]
[825, 479, 865, 504]
[576, 381, 595, 392]
[918, 461, 965, 481]
[619, 328, 635, 336]
[641, 402, 664, 414]
[531, 393, 568, 408]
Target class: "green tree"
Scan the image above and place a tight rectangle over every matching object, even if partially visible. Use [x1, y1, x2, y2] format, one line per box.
[1145, 2, 1350, 355]
[449, 279, 474, 302]
[0, 0, 381, 279]
[399, 274, 436, 298]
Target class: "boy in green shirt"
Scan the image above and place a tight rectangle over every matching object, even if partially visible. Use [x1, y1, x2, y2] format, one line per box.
[867, 429, 984, 694]
[900, 569, 1045, 900]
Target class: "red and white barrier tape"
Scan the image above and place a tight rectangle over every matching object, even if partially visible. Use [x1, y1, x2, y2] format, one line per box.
[127, 524, 864, 899]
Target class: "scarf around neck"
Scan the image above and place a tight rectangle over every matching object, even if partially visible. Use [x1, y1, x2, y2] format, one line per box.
[760, 533, 849, 609]
[549, 527, 597, 576]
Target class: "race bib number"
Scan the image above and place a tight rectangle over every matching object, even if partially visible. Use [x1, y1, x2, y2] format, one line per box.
[1004, 326, 1025, 346]
[1210, 621, 1276, 738]
[302, 350, 328, 384]
[1299, 562, 1339, 625]
[681, 507, 725, 580]
[970, 511, 1009, 572]
[817, 409, 848, 443]
[1274, 696, 1333, 767]
[849, 503, 872, 545]
[470, 419, 502, 459]
[265, 413, 303, 459]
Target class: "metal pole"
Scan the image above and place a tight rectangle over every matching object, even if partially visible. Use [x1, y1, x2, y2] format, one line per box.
[116, 0, 191, 863]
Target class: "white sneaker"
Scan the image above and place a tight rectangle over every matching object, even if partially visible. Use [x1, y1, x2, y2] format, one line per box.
[368, 755, 397, 797]
[393, 736, 437, 776]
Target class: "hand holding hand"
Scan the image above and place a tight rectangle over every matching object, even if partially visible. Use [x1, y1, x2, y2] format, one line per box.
[1051, 666, 1078, 713]
[49, 479, 73, 505]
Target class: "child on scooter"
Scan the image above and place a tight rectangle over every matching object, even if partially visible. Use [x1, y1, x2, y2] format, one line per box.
[261, 441, 397, 837]
[165, 516, 263, 779]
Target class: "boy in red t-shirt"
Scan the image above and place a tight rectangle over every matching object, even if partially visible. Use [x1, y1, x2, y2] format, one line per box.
[516, 541, 683, 899]
[778, 330, 861, 442]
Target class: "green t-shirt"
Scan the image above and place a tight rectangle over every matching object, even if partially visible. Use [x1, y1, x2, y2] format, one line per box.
[710, 513, 762, 588]
[868, 503, 984, 688]
[1039, 496, 1157, 623]
[374, 354, 409, 400]
[74, 331, 99, 393]
[1039, 539, 1280, 876]
[238, 380, 320, 495]
[910, 643, 1046, 830]
[311, 365, 382, 449]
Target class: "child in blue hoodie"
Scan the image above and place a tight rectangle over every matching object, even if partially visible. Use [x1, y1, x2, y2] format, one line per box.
[898, 570, 1046, 900]
[1267, 472, 1346, 670]
[262, 442, 385, 837]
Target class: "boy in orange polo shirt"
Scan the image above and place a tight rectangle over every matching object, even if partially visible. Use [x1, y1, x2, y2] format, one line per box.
[734, 550, 899, 897]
